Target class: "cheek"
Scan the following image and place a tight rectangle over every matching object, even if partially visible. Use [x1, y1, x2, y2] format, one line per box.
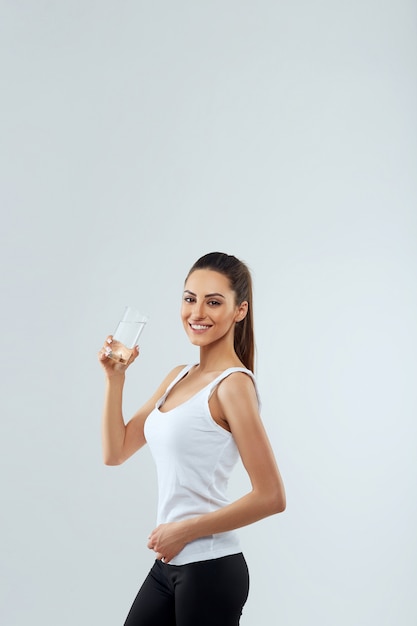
[181, 306, 191, 327]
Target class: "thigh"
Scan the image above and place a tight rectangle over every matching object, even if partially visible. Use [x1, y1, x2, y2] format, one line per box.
[124, 561, 176, 626]
[175, 553, 250, 626]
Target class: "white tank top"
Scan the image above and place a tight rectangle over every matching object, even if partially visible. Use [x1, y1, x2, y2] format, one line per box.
[144, 364, 260, 566]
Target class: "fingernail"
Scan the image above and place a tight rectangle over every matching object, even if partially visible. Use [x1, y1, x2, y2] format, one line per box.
[106, 338, 112, 344]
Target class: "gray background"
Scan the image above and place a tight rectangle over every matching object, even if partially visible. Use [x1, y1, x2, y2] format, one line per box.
[1, 1, 416, 624]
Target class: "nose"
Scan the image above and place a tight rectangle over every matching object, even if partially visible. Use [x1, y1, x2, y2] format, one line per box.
[191, 300, 205, 319]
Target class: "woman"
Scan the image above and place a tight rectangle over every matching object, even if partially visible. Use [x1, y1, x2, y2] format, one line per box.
[98, 252, 286, 626]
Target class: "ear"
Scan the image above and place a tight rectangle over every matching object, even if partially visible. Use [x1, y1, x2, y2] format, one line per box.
[235, 301, 248, 323]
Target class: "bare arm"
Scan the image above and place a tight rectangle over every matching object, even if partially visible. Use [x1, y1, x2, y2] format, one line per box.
[148, 372, 286, 562]
[190, 373, 285, 528]
[98, 337, 184, 465]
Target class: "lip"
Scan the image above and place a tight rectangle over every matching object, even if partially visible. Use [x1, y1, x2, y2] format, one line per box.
[189, 323, 212, 333]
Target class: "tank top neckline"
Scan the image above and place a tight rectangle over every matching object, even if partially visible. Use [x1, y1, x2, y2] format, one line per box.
[156, 363, 253, 415]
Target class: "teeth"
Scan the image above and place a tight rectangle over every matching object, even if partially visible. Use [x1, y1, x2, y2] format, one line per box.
[191, 324, 210, 330]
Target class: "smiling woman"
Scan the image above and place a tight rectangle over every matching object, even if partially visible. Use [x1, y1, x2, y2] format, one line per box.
[98, 251, 286, 626]
[181, 270, 248, 350]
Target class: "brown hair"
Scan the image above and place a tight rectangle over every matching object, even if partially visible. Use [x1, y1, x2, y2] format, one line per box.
[186, 252, 255, 372]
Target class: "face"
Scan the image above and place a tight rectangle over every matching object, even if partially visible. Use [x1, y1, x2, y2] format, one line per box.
[181, 269, 248, 347]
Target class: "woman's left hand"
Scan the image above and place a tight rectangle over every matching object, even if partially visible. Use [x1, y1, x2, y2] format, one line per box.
[147, 521, 190, 564]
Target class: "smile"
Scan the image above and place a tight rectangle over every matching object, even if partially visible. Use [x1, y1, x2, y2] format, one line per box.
[190, 324, 211, 330]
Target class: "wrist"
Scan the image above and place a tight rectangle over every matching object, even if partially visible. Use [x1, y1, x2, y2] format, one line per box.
[105, 373, 126, 386]
[184, 516, 200, 543]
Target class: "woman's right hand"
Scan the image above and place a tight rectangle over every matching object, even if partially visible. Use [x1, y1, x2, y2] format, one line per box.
[98, 336, 140, 378]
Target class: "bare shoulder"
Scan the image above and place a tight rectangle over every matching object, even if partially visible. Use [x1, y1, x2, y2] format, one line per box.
[163, 363, 189, 384]
[219, 370, 257, 396]
[151, 364, 188, 397]
[216, 370, 259, 415]
[130, 364, 188, 420]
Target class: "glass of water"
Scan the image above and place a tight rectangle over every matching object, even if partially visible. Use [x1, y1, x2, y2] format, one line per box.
[106, 306, 148, 364]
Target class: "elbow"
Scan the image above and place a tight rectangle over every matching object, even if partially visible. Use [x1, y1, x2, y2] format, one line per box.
[274, 495, 286, 514]
[254, 481, 286, 517]
[268, 488, 286, 515]
[103, 453, 123, 466]
[102, 440, 127, 465]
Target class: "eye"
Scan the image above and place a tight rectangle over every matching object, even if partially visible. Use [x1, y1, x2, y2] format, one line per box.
[183, 296, 196, 303]
[208, 300, 221, 306]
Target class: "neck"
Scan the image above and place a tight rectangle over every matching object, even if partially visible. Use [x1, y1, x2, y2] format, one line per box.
[197, 341, 242, 373]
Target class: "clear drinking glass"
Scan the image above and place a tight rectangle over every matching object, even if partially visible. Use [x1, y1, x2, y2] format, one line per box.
[106, 306, 148, 364]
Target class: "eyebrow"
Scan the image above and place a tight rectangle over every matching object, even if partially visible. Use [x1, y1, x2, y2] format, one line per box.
[183, 290, 225, 299]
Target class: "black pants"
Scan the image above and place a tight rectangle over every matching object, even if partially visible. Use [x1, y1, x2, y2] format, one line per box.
[124, 553, 249, 626]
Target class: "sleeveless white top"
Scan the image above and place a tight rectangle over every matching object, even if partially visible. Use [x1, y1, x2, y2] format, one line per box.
[144, 364, 260, 566]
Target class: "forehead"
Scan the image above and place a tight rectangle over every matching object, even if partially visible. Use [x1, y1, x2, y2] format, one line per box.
[184, 269, 232, 293]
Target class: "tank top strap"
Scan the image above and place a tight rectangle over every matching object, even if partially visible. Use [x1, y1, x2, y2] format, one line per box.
[207, 367, 261, 408]
[167, 364, 195, 391]
[158, 364, 195, 406]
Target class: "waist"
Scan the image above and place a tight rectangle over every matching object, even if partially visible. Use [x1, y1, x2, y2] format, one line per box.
[157, 489, 230, 525]
[167, 531, 241, 566]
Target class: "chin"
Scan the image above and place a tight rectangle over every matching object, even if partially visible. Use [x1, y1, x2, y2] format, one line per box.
[186, 332, 213, 347]
[188, 336, 207, 347]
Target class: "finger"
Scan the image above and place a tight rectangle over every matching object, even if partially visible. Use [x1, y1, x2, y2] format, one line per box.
[98, 346, 111, 361]
[104, 337, 113, 353]
[127, 345, 140, 365]
[98, 336, 113, 358]
[100, 336, 111, 348]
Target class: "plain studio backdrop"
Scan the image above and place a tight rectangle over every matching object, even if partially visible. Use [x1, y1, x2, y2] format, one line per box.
[1, 2, 416, 625]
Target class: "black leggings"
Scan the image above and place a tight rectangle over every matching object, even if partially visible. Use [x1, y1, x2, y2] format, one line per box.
[124, 553, 249, 626]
